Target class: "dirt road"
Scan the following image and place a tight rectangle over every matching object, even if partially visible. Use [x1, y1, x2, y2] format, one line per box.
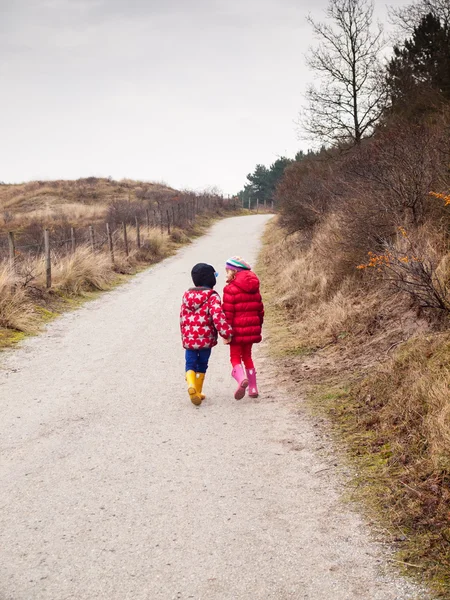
[0, 215, 426, 599]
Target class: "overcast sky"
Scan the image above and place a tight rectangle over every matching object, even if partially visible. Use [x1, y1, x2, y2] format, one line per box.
[1, 0, 410, 194]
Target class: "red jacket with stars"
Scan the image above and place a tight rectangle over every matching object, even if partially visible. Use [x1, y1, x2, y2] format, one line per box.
[180, 287, 233, 350]
[223, 270, 264, 344]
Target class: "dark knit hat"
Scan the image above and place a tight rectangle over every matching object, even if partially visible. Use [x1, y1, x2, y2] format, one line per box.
[191, 263, 217, 289]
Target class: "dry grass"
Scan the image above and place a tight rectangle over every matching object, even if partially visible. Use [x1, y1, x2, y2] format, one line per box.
[0, 181, 241, 349]
[338, 335, 450, 594]
[261, 217, 450, 596]
[0, 177, 176, 234]
[126, 227, 168, 259]
[0, 264, 36, 332]
[51, 247, 116, 295]
[0, 203, 109, 229]
[261, 219, 384, 350]
[0, 177, 174, 212]
[170, 227, 191, 244]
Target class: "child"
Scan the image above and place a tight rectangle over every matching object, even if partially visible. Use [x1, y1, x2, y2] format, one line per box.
[180, 263, 232, 406]
[222, 256, 264, 400]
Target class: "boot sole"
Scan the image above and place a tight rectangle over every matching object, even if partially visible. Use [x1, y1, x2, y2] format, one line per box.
[188, 386, 202, 406]
[234, 379, 248, 400]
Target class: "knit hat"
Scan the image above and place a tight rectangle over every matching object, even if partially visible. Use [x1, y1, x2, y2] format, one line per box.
[225, 256, 251, 272]
[191, 263, 217, 289]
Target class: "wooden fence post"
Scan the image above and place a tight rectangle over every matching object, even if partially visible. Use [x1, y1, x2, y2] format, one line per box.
[160, 210, 164, 235]
[122, 222, 129, 256]
[256, 199, 259, 213]
[106, 223, 114, 265]
[44, 229, 51, 289]
[89, 225, 95, 252]
[146, 209, 150, 231]
[8, 232, 15, 271]
[70, 227, 76, 253]
[166, 210, 171, 235]
[135, 216, 141, 249]
[271, 200, 274, 212]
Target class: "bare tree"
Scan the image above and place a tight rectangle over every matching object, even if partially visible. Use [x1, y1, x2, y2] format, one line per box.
[389, 0, 449, 35]
[300, 0, 385, 145]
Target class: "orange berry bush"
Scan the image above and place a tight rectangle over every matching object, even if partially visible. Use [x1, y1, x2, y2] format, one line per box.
[358, 226, 450, 312]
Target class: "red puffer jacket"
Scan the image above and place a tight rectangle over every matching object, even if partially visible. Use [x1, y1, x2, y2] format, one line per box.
[223, 271, 264, 344]
[180, 288, 232, 350]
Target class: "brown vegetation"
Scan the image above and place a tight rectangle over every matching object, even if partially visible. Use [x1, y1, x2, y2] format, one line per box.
[254, 0, 450, 592]
[0, 177, 240, 348]
[261, 102, 450, 595]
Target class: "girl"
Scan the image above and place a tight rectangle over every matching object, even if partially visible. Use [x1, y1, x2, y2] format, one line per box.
[222, 256, 264, 399]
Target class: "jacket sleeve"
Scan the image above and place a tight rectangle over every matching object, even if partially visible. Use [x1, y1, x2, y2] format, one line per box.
[259, 294, 265, 326]
[179, 296, 185, 337]
[208, 293, 233, 340]
[222, 285, 235, 328]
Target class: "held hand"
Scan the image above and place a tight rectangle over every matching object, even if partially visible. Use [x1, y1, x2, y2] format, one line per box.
[223, 337, 232, 345]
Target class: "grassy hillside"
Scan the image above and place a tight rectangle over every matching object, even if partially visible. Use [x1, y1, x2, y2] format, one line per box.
[0, 177, 176, 231]
[261, 211, 450, 594]
[0, 177, 236, 349]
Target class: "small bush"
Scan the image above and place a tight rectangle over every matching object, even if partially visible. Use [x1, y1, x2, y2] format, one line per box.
[0, 264, 35, 331]
[143, 229, 168, 258]
[51, 247, 115, 295]
[170, 228, 190, 244]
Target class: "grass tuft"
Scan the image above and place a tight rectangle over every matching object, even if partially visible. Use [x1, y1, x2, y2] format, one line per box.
[0, 264, 36, 333]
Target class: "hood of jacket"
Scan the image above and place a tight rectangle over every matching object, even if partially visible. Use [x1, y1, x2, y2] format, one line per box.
[232, 270, 260, 293]
[183, 287, 215, 312]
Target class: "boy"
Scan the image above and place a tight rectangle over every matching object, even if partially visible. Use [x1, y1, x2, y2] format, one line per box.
[180, 263, 232, 405]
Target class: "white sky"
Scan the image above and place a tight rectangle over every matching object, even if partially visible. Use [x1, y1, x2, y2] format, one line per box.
[1, 0, 410, 194]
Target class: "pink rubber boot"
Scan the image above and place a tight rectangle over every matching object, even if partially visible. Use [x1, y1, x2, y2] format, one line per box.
[246, 368, 259, 398]
[231, 365, 248, 400]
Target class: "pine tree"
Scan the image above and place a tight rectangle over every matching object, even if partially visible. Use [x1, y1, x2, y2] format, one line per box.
[387, 12, 450, 107]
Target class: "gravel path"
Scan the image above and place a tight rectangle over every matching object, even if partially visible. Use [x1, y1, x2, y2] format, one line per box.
[0, 215, 427, 600]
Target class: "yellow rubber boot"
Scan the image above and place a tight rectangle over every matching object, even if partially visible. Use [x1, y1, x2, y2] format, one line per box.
[195, 373, 206, 401]
[186, 370, 202, 405]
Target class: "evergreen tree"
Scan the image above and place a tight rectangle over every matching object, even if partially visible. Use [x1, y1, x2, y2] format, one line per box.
[237, 158, 294, 208]
[387, 12, 450, 107]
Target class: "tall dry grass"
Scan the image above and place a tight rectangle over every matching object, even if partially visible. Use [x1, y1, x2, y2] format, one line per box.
[51, 247, 116, 295]
[262, 217, 450, 594]
[262, 219, 383, 349]
[0, 224, 173, 343]
[0, 264, 35, 332]
[0, 177, 175, 214]
[0, 203, 108, 229]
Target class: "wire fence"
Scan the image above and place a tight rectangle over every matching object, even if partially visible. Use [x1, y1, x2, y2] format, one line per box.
[1, 195, 242, 288]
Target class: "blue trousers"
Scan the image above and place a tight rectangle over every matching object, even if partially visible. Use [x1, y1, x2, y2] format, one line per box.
[185, 348, 212, 373]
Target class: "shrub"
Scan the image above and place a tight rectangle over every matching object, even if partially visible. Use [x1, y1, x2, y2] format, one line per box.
[0, 264, 35, 331]
[51, 247, 115, 295]
[358, 227, 450, 312]
[170, 228, 190, 244]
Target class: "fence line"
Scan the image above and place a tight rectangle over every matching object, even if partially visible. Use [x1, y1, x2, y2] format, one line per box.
[1, 195, 248, 289]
